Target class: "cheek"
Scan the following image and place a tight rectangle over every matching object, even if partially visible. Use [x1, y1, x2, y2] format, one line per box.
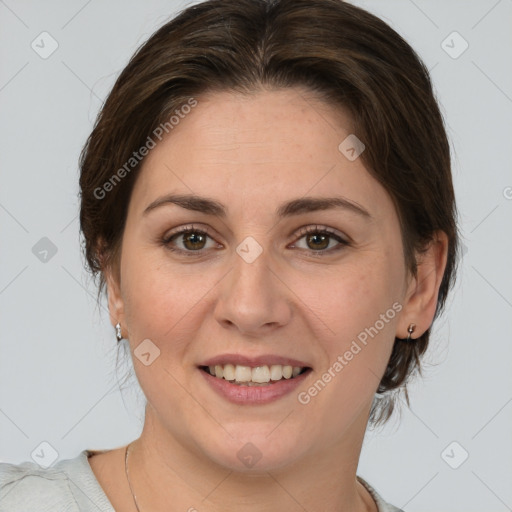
[120, 244, 218, 359]
[293, 263, 402, 438]
[305, 252, 403, 395]
[317, 257, 400, 343]
[119, 252, 210, 407]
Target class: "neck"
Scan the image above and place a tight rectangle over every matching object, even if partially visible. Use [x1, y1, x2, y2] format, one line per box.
[125, 404, 376, 512]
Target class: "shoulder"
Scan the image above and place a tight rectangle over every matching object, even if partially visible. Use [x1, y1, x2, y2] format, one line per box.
[0, 450, 114, 512]
[357, 475, 405, 512]
[0, 457, 77, 511]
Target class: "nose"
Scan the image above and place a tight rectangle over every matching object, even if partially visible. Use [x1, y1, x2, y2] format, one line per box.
[214, 241, 293, 337]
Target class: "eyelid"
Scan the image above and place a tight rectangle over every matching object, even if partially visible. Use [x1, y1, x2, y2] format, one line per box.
[163, 223, 216, 241]
[290, 224, 350, 244]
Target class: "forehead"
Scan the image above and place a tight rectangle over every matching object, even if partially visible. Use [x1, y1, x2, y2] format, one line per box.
[166, 87, 353, 163]
[128, 87, 391, 220]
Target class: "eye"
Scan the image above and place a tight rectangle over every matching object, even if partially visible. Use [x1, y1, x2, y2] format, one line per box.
[162, 224, 219, 255]
[291, 225, 348, 255]
[161, 224, 349, 257]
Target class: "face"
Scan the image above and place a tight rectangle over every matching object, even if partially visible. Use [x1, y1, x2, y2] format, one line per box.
[107, 87, 415, 472]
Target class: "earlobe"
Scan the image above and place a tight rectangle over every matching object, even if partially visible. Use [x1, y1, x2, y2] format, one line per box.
[398, 231, 449, 339]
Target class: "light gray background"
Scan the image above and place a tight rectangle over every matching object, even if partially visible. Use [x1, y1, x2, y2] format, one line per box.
[1, 1, 511, 511]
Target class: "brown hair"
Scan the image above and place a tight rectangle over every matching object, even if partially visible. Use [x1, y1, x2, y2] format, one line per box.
[79, 0, 459, 427]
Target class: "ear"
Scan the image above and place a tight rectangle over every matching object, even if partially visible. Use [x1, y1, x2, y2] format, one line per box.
[104, 261, 127, 338]
[398, 231, 449, 339]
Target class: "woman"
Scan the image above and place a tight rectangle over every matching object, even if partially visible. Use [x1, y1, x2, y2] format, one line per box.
[0, 0, 458, 510]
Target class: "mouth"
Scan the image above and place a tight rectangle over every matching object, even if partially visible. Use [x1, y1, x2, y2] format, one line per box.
[199, 364, 312, 386]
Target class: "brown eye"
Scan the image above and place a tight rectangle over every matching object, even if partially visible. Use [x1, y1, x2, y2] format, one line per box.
[180, 231, 207, 251]
[292, 226, 348, 255]
[163, 226, 218, 256]
[305, 232, 330, 251]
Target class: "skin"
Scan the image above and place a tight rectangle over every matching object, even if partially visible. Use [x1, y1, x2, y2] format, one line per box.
[89, 87, 448, 512]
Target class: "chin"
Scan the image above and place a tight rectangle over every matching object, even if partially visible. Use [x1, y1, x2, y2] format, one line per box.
[198, 426, 309, 473]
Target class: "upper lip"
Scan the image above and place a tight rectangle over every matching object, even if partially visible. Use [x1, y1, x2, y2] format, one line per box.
[199, 354, 312, 369]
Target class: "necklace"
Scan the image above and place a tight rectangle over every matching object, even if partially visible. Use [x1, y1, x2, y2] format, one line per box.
[125, 442, 142, 512]
[124, 442, 376, 512]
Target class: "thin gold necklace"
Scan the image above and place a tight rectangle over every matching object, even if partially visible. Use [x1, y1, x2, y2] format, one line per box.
[125, 442, 142, 512]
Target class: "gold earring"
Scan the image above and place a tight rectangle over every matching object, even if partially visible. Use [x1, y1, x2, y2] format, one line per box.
[406, 323, 416, 341]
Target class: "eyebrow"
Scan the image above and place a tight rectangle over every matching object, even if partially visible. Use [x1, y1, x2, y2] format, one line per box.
[143, 193, 372, 220]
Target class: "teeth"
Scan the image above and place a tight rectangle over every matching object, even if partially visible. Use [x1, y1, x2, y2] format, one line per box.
[222, 364, 235, 380]
[282, 365, 293, 379]
[270, 364, 282, 381]
[252, 366, 270, 383]
[235, 365, 252, 382]
[205, 364, 305, 384]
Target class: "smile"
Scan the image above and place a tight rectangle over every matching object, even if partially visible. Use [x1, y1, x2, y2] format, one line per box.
[200, 364, 309, 386]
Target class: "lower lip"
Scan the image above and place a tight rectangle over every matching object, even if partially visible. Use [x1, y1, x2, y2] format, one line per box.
[199, 368, 311, 405]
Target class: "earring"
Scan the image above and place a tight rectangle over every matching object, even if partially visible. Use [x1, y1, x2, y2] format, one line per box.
[115, 322, 123, 342]
[406, 323, 416, 341]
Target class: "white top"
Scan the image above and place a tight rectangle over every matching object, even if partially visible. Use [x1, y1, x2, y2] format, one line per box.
[0, 449, 404, 511]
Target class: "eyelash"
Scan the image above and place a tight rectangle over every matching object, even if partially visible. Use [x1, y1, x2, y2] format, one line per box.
[161, 224, 349, 257]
